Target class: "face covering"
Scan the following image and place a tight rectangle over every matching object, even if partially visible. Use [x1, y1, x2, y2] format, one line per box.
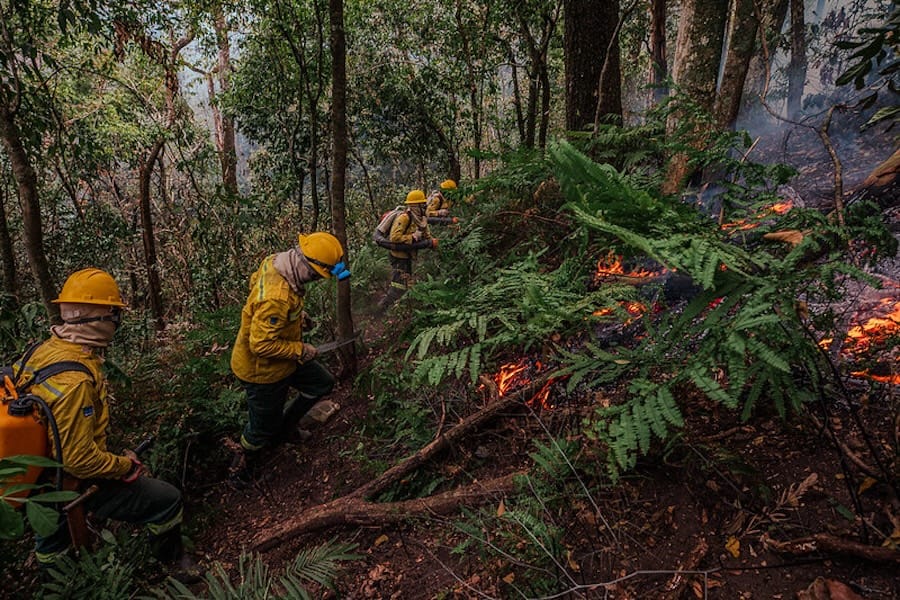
[51, 303, 119, 348]
[273, 247, 318, 294]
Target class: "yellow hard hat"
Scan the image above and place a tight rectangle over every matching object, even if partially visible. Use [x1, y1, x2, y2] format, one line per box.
[298, 232, 350, 280]
[53, 268, 126, 307]
[405, 189, 427, 204]
[440, 179, 457, 190]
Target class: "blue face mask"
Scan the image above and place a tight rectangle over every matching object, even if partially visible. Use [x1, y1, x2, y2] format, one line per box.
[307, 255, 351, 280]
[331, 261, 351, 281]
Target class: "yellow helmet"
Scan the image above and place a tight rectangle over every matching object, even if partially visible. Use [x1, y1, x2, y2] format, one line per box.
[53, 268, 126, 307]
[405, 189, 427, 204]
[298, 232, 350, 280]
[439, 179, 457, 190]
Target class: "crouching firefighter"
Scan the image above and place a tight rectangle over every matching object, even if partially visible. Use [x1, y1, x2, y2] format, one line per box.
[11, 268, 199, 581]
[375, 189, 436, 313]
[229, 232, 350, 484]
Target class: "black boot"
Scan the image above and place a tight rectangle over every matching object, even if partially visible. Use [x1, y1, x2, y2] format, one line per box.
[150, 525, 202, 584]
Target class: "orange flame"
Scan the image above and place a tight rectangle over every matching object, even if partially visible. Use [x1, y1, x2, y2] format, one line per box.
[594, 253, 666, 283]
[721, 199, 794, 231]
[820, 299, 900, 385]
[486, 359, 559, 409]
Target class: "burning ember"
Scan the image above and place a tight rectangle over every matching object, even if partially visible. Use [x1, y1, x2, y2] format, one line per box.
[593, 301, 648, 322]
[483, 358, 558, 410]
[820, 298, 900, 385]
[721, 199, 794, 231]
[594, 253, 667, 284]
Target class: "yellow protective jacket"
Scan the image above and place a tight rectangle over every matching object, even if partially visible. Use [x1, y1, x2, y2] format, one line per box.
[17, 336, 132, 480]
[389, 210, 431, 259]
[426, 192, 452, 217]
[230, 255, 308, 383]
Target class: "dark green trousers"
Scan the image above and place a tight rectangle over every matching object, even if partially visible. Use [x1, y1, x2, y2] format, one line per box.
[34, 475, 183, 566]
[239, 359, 335, 451]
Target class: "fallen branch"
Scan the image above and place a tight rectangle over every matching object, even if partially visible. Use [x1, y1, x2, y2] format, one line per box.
[252, 376, 551, 552]
[252, 473, 522, 552]
[349, 376, 550, 502]
[763, 532, 900, 564]
[656, 537, 709, 600]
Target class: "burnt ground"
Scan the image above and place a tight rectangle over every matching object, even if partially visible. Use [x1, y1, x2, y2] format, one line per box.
[179, 305, 899, 600]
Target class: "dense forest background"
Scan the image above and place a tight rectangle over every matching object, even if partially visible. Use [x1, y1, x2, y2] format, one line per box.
[1, 0, 898, 598]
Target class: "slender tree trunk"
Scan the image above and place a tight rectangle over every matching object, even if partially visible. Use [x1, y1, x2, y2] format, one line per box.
[564, 0, 622, 132]
[213, 5, 238, 194]
[649, 0, 668, 103]
[329, 0, 356, 375]
[0, 105, 58, 319]
[715, 0, 759, 129]
[0, 172, 18, 303]
[454, 0, 484, 179]
[787, 0, 806, 118]
[662, 0, 728, 193]
[744, 0, 790, 106]
[138, 139, 165, 329]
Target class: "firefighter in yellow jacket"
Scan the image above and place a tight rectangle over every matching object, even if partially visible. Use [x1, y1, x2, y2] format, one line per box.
[378, 189, 432, 312]
[229, 232, 349, 481]
[16, 268, 196, 578]
[426, 179, 456, 218]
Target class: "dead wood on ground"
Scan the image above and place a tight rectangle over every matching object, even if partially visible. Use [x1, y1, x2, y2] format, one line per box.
[252, 376, 551, 552]
[763, 532, 900, 564]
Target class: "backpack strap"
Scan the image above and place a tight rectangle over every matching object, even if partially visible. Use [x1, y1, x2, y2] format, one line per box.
[29, 361, 94, 388]
[11, 341, 43, 385]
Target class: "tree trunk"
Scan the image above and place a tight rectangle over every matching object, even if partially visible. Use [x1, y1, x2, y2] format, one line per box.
[662, 0, 728, 193]
[714, 0, 758, 129]
[213, 5, 238, 195]
[744, 0, 790, 106]
[138, 139, 166, 329]
[329, 0, 356, 376]
[648, 0, 668, 103]
[0, 105, 58, 320]
[787, 0, 806, 118]
[0, 172, 18, 303]
[564, 0, 622, 132]
[454, 0, 484, 179]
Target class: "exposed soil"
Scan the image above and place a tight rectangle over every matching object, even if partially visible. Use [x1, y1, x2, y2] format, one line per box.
[178, 304, 899, 600]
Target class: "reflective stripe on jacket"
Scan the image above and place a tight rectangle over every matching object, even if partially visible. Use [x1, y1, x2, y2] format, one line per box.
[18, 336, 132, 480]
[230, 255, 307, 383]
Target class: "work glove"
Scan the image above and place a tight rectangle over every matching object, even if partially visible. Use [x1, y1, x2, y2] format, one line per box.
[301, 311, 314, 330]
[298, 343, 318, 364]
[437, 209, 449, 217]
[411, 231, 423, 242]
[121, 449, 144, 483]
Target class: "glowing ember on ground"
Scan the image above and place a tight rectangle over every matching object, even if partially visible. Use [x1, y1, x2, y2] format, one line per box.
[592, 301, 648, 322]
[594, 253, 666, 283]
[721, 199, 794, 231]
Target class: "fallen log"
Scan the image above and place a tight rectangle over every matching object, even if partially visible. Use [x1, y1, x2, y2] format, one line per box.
[253, 473, 522, 552]
[763, 532, 900, 565]
[252, 376, 551, 552]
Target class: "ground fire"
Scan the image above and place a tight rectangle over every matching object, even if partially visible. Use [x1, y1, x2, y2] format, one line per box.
[721, 199, 794, 231]
[819, 297, 900, 385]
[484, 358, 557, 410]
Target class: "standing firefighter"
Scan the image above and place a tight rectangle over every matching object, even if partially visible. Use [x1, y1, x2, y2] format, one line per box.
[426, 179, 457, 218]
[229, 232, 350, 483]
[14, 268, 197, 580]
[377, 189, 434, 312]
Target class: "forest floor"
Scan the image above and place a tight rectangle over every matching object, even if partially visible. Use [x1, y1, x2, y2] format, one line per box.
[186, 302, 899, 600]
